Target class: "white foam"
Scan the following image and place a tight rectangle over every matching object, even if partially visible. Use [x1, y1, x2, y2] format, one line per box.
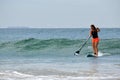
[98, 51, 111, 56]
[0, 71, 119, 80]
[98, 51, 104, 56]
[12, 71, 33, 77]
[0, 70, 33, 79]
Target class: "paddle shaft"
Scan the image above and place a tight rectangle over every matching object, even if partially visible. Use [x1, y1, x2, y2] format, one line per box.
[77, 36, 91, 53]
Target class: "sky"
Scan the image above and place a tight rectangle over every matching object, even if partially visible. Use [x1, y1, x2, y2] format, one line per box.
[0, 0, 120, 28]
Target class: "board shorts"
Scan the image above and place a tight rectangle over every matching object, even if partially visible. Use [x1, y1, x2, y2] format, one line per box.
[92, 38, 100, 43]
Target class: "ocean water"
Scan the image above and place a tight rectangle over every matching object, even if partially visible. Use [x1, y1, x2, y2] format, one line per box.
[0, 28, 120, 80]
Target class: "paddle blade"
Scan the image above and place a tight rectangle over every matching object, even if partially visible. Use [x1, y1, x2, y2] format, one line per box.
[76, 50, 79, 53]
[74, 50, 79, 56]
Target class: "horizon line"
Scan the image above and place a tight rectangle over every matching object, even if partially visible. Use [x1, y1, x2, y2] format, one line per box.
[0, 27, 120, 29]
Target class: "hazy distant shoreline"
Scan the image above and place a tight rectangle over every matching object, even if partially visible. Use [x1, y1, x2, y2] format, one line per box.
[0, 26, 120, 29]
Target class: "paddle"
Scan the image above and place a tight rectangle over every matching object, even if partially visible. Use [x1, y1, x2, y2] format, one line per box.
[74, 36, 91, 56]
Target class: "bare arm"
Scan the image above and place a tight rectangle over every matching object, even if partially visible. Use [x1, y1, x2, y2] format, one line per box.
[97, 28, 100, 32]
[89, 29, 92, 37]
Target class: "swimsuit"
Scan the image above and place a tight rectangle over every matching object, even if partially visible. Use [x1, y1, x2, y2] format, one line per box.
[92, 31, 99, 43]
[92, 38, 99, 43]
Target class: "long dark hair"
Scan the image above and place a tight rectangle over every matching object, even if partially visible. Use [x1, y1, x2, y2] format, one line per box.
[91, 24, 97, 32]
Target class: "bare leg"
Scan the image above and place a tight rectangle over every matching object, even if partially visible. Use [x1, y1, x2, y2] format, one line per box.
[92, 42, 96, 55]
[95, 42, 99, 56]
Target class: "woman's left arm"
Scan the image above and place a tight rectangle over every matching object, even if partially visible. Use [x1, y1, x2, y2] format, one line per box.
[97, 28, 100, 32]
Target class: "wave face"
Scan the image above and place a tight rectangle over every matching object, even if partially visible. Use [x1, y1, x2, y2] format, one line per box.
[0, 38, 80, 50]
[0, 38, 120, 54]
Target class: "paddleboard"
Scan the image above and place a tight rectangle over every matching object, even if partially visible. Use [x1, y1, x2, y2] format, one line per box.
[87, 54, 96, 57]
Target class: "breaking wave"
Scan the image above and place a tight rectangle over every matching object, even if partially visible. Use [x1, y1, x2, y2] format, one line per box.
[0, 38, 80, 50]
[0, 38, 120, 54]
[0, 70, 119, 80]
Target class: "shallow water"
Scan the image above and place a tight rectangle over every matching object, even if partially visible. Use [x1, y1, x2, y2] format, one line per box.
[0, 28, 120, 80]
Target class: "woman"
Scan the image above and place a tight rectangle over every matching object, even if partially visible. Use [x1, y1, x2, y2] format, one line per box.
[90, 24, 100, 57]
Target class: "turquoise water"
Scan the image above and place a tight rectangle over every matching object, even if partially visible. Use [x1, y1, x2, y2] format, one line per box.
[0, 28, 120, 80]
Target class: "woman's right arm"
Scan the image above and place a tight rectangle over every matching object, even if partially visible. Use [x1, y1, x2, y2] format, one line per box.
[89, 29, 92, 37]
